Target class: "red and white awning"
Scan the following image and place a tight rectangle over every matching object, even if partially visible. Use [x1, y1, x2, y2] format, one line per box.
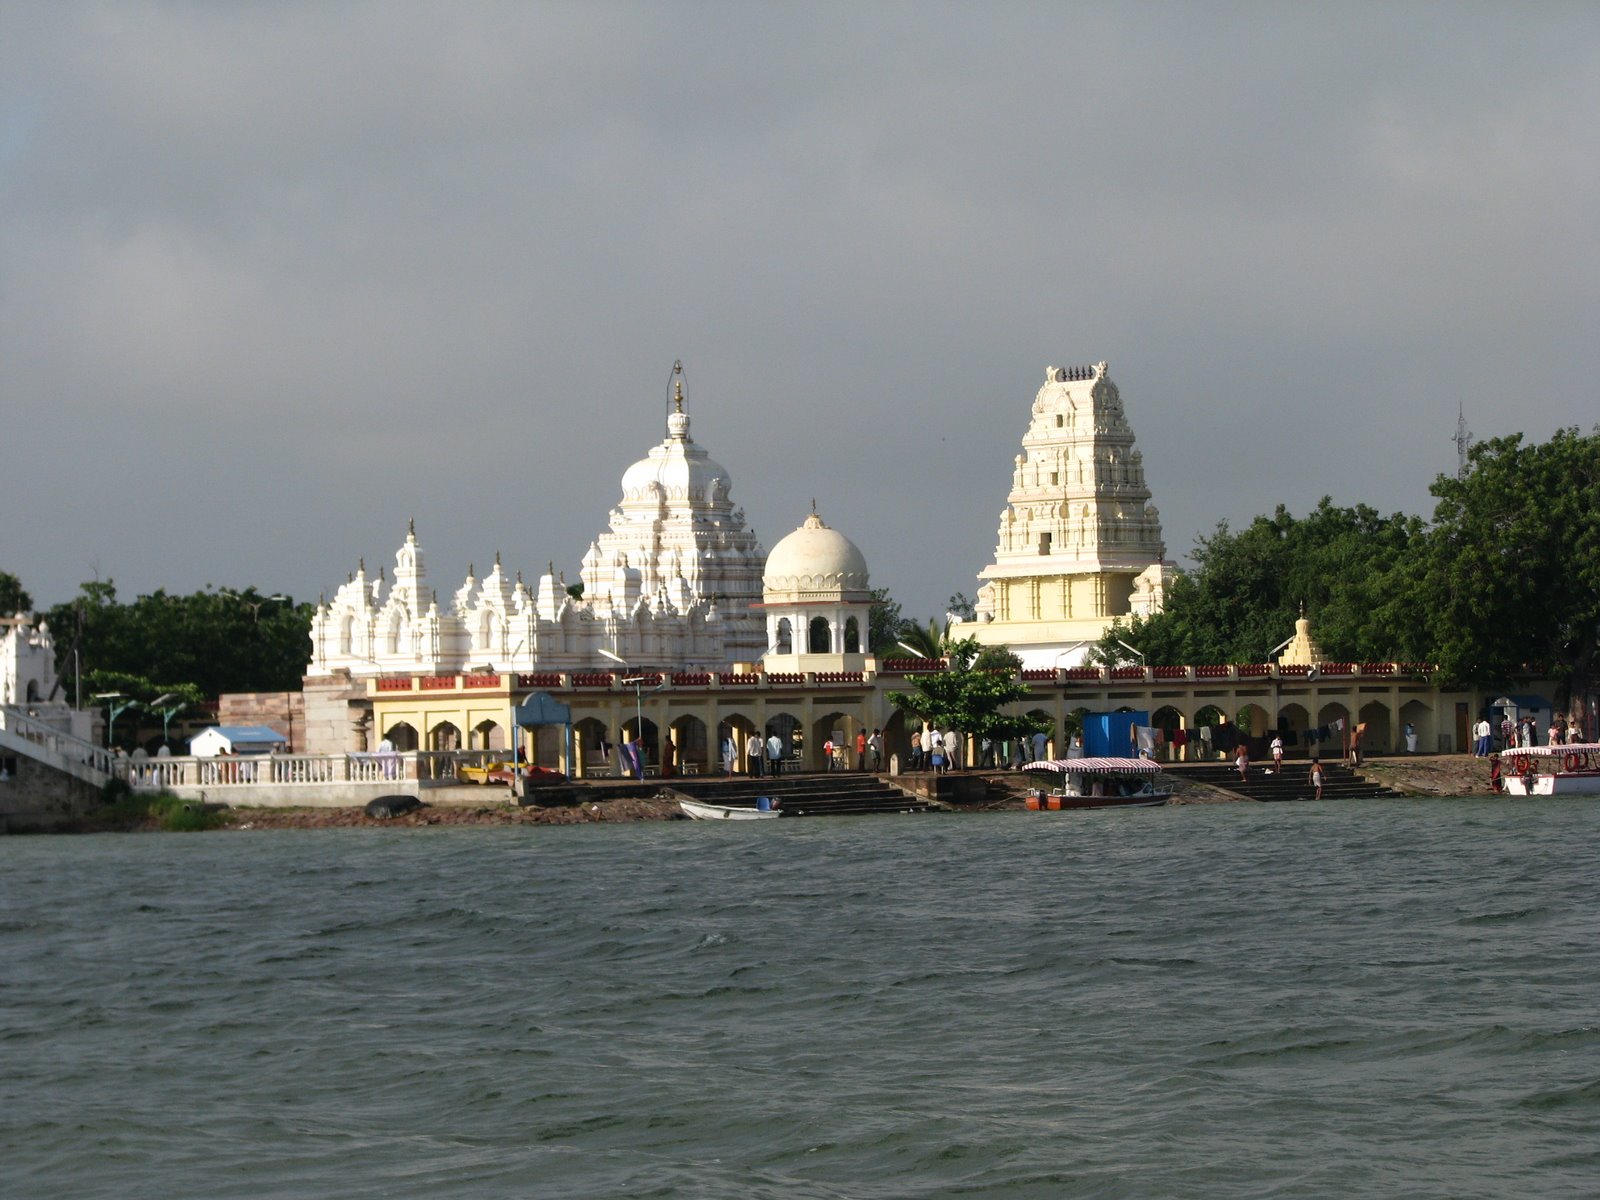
[1023, 758, 1161, 775]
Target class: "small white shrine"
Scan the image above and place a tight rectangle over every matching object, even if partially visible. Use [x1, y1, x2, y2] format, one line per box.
[306, 365, 766, 678]
[1, 614, 57, 706]
[0, 614, 94, 741]
[951, 362, 1169, 667]
[757, 508, 876, 673]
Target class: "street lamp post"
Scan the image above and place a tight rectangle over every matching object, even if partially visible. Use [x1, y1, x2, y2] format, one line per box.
[598, 648, 658, 778]
[221, 590, 290, 622]
[92, 692, 140, 749]
[150, 692, 187, 751]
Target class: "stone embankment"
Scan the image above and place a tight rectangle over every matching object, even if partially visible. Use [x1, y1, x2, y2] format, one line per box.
[20, 755, 1503, 833]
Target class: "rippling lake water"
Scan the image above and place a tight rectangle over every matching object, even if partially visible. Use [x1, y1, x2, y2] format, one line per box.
[4, 799, 1599, 1199]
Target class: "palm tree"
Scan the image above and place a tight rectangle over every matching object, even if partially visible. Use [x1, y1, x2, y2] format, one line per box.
[894, 616, 950, 661]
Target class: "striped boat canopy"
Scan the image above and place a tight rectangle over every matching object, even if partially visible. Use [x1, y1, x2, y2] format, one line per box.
[1513, 743, 1600, 756]
[1023, 758, 1161, 775]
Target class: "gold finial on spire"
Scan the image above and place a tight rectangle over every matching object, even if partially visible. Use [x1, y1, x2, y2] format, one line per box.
[468, 563, 475, 579]
[408, 516, 415, 537]
[673, 359, 685, 414]
[548, 560, 555, 578]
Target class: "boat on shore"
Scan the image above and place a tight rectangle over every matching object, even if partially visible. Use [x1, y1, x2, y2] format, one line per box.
[1501, 744, 1600, 796]
[1021, 758, 1170, 809]
[678, 798, 780, 820]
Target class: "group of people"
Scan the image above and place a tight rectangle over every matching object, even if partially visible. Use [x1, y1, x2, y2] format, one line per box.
[743, 731, 792, 777]
[1474, 714, 1589, 757]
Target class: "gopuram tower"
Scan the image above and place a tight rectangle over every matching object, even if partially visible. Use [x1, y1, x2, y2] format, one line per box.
[951, 362, 1169, 667]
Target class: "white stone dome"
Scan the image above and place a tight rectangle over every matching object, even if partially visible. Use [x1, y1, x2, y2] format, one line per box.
[619, 437, 732, 501]
[763, 512, 871, 598]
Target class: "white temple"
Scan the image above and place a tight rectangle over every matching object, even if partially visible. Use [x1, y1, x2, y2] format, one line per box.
[951, 362, 1169, 667]
[1, 614, 59, 706]
[307, 366, 766, 678]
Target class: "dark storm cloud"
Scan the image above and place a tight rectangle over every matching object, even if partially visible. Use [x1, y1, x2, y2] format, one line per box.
[3, 2, 1597, 622]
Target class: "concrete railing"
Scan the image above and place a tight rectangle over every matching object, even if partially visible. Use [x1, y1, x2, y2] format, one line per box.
[120, 751, 424, 791]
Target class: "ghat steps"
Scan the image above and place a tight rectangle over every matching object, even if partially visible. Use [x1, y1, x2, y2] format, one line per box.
[1164, 760, 1401, 802]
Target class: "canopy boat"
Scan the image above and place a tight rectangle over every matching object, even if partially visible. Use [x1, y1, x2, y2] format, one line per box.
[678, 798, 780, 820]
[1501, 744, 1600, 796]
[1021, 758, 1170, 809]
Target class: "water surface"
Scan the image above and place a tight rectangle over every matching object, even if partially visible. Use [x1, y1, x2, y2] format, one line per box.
[3, 799, 1598, 1198]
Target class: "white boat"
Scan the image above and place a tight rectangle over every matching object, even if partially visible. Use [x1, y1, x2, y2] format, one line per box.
[1021, 758, 1170, 809]
[1501, 744, 1600, 796]
[678, 798, 780, 820]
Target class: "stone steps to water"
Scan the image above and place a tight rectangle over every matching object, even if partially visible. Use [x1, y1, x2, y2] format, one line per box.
[1164, 760, 1400, 802]
[654, 771, 941, 817]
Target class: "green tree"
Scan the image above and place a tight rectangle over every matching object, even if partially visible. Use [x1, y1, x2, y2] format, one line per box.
[892, 614, 950, 660]
[946, 592, 976, 621]
[887, 636, 1050, 743]
[0, 570, 31, 616]
[1422, 427, 1600, 708]
[1108, 499, 1430, 666]
[46, 582, 313, 703]
[867, 587, 904, 652]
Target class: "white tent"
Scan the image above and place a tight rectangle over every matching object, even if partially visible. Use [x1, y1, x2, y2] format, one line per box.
[189, 725, 287, 757]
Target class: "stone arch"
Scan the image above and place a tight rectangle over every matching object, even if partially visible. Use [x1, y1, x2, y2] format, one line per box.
[385, 611, 405, 655]
[765, 711, 802, 766]
[383, 720, 418, 751]
[1193, 705, 1227, 760]
[668, 714, 709, 776]
[1278, 703, 1311, 759]
[1237, 703, 1270, 738]
[1152, 705, 1184, 762]
[1314, 702, 1351, 759]
[1358, 701, 1392, 756]
[1399, 698, 1432, 753]
[775, 617, 793, 654]
[721, 712, 759, 774]
[811, 709, 857, 770]
[808, 616, 831, 654]
[844, 616, 861, 654]
[428, 721, 461, 753]
[574, 716, 614, 776]
[470, 718, 505, 752]
[622, 715, 659, 772]
[882, 708, 911, 770]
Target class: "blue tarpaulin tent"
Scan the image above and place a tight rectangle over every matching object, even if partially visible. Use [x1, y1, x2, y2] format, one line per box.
[1081, 710, 1150, 759]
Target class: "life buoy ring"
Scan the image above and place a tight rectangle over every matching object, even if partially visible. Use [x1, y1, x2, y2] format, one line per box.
[1564, 752, 1582, 772]
[1513, 754, 1531, 775]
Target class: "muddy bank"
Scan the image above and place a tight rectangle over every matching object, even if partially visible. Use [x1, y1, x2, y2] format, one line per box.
[223, 793, 686, 829]
[1357, 754, 1499, 797]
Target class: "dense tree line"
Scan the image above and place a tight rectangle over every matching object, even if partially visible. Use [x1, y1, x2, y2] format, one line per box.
[1098, 426, 1600, 709]
[35, 582, 313, 706]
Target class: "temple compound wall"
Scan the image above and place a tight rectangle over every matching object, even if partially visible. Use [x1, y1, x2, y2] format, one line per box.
[303, 659, 1484, 777]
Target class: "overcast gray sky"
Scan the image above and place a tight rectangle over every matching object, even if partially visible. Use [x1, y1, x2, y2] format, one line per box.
[4, 2, 1597, 622]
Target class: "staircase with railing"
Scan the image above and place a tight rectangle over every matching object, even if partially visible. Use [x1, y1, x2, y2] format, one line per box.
[0, 706, 114, 787]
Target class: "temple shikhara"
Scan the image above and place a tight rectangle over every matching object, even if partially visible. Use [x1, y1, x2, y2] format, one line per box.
[307, 366, 765, 681]
[952, 362, 1169, 666]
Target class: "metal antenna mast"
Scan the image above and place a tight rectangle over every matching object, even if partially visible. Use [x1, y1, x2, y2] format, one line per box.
[1453, 402, 1473, 479]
